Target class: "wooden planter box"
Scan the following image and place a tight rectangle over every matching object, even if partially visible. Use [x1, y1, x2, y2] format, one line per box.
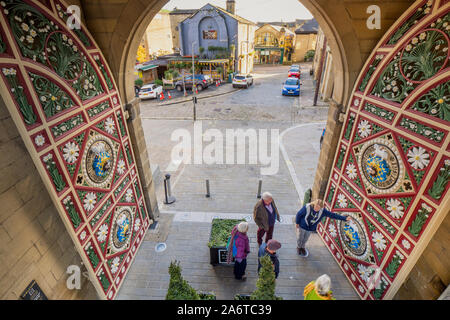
[208, 218, 245, 266]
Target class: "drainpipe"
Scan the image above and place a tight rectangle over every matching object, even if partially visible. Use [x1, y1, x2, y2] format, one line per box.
[313, 37, 327, 106]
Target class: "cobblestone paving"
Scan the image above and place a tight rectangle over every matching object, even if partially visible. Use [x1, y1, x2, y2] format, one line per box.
[118, 64, 360, 300]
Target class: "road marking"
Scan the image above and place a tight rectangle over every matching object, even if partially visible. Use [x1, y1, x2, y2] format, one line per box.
[279, 122, 326, 206]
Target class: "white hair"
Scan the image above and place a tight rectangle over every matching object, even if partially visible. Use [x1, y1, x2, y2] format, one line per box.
[237, 221, 249, 233]
[315, 274, 331, 295]
[262, 192, 273, 200]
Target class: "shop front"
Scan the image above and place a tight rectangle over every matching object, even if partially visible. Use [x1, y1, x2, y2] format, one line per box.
[254, 47, 284, 64]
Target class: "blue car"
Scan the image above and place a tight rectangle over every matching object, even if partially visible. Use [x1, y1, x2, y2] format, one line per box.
[282, 78, 301, 96]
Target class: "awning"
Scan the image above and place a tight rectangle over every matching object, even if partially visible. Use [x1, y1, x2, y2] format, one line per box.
[137, 64, 158, 71]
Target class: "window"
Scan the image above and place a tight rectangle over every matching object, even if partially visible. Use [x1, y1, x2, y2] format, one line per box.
[255, 32, 278, 47]
[286, 79, 299, 85]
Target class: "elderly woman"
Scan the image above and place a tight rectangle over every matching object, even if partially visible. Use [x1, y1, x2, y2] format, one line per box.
[295, 199, 350, 257]
[303, 274, 336, 300]
[253, 192, 281, 247]
[227, 222, 250, 281]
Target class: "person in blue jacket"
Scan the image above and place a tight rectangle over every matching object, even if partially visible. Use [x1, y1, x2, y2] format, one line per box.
[296, 199, 350, 257]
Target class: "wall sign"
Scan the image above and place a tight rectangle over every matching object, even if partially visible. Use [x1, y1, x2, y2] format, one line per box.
[203, 30, 217, 40]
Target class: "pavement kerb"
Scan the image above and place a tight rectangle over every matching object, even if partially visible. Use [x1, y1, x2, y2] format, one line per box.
[151, 86, 241, 107]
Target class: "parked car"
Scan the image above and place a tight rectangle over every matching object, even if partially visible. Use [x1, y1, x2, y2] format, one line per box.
[138, 83, 163, 100]
[288, 67, 301, 78]
[282, 77, 301, 96]
[175, 75, 213, 92]
[232, 74, 254, 88]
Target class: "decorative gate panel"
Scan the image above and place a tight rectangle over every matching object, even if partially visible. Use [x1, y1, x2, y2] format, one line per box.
[320, 0, 449, 299]
[0, 0, 151, 299]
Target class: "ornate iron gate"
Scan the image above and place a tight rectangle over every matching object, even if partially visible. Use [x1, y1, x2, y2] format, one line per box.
[319, 0, 449, 299]
[0, 0, 151, 299]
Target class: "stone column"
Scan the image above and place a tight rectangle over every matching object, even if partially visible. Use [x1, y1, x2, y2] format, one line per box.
[125, 99, 159, 220]
[312, 99, 345, 200]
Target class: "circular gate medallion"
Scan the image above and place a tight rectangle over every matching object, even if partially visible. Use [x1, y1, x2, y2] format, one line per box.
[338, 213, 369, 260]
[110, 207, 134, 252]
[359, 138, 404, 194]
[82, 134, 116, 188]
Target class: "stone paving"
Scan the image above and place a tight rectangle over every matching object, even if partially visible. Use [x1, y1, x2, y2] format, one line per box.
[117, 218, 359, 300]
[118, 63, 360, 300]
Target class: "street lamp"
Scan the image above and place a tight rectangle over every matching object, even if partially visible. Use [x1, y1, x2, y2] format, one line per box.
[192, 41, 196, 94]
[192, 41, 197, 121]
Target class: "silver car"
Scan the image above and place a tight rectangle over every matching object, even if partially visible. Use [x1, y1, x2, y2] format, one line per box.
[232, 74, 254, 88]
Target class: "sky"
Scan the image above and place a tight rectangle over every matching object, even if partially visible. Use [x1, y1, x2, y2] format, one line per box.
[162, 0, 313, 23]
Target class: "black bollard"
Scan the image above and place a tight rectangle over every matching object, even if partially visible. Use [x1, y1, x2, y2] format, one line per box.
[257, 180, 262, 199]
[206, 179, 210, 198]
[163, 174, 176, 204]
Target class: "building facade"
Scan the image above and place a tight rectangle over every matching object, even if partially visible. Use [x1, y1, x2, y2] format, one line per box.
[312, 27, 334, 102]
[293, 19, 318, 63]
[142, 10, 174, 59]
[169, 8, 198, 53]
[254, 24, 295, 64]
[178, 1, 256, 74]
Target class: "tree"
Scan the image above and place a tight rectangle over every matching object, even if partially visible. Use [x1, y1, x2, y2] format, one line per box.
[166, 261, 200, 300]
[304, 50, 315, 62]
[250, 255, 282, 300]
[136, 44, 148, 64]
[134, 78, 143, 88]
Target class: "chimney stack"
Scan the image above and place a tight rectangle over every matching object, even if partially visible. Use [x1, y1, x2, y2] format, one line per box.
[226, 0, 235, 15]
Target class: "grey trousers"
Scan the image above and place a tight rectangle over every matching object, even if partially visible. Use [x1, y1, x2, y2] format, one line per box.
[296, 227, 312, 249]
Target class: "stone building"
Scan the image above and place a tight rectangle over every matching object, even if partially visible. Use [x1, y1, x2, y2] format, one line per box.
[312, 27, 334, 101]
[254, 24, 295, 64]
[178, 1, 257, 74]
[0, 0, 448, 301]
[169, 8, 198, 53]
[293, 19, 318, 63]
[141, 10, 174, 59]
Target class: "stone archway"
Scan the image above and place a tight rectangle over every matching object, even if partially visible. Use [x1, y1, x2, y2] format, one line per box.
[319, 0, 449, 300]
[0, 0, 152, 300]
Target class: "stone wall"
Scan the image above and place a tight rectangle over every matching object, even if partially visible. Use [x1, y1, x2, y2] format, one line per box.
[394, 212, 450, 300]
[0, 98, 97, 300]
[293, 33, 317, 63]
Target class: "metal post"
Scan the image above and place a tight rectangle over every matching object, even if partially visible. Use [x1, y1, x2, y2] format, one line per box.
[163, 174, 176, 204]
[193, 96, 197, 122]
[257, 180, 262, 199]
[205, 179, 210, 198]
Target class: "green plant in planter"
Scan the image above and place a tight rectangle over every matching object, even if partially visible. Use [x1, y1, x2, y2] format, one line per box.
[155, 79, 163, 86]
[208, 219, 245, 248]
[251, 255, 283, 300]
[166, 261, 200, 300]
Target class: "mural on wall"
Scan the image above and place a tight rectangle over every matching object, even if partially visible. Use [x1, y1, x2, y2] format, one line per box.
[0, 0, 152, 299]
[320, 0, 449, 300]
